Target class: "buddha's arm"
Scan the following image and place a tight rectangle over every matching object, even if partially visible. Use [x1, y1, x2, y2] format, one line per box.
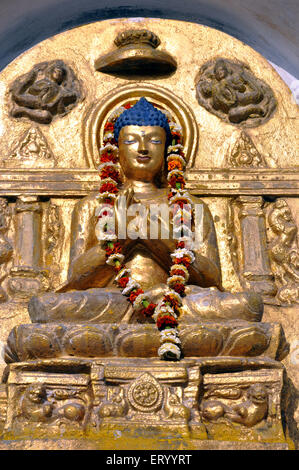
[140, 198, 222, 290]
[57, 195, 114, 292]
[190, 199, 223, 290]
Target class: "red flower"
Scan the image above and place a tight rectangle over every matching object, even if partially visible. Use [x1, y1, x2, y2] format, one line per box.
[168, 160, 183, 171]
[171, 269, 187, 278]
[163, 295, 180, 313]
[140, 302, 157, 317]
[129, 288, 144, 304]
[118, 276, 130, 288]
[100, 166, 120, 182]
[99, 182, 119, 194]
[105, 242, 122, 257]
[156, 314, 178, 331]
[173, 256, 191, 268]
[102, 197, 115, 206]
[124, 103, 132, 109]
[172, 282, 186, 296]
[176, 241, 185, 249]
[104, 122, 114, 132]
[100, 153, 118, 164]
[169, 175, 186, 190]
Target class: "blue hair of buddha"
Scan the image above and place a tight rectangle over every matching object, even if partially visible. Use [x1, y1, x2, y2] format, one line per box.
[114, 97, 172, 145]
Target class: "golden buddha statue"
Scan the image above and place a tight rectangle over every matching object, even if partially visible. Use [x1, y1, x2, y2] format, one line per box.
[26, 98, 264, 358]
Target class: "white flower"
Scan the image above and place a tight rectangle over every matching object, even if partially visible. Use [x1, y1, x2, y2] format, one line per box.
[167, 169, 185, 181]
[158, 342, 181, 360]
[167, 154, 186, 166]
[132, 293, 150, 310]
[170, 264, 189, 280]
[170, 248, 195, 264]
[114, 267, 131, 283]
[167, 275, 186, 288]
[164, 289, 183, 306]
[121, 279, 141, 296]
[108, 106, 126, 120]
[106, 253, 125, 266]
[99, 143, 118, 154]
[98, 162, 119, 171]
[167, 143, 184, 153]
[160, 329, 181, 345]
[96, 192, 117, 201]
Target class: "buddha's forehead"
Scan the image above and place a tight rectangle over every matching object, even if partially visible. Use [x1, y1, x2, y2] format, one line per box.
[119, 125, 166, 137]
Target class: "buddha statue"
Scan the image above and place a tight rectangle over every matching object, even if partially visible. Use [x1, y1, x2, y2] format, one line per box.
[23, 97, 266, 360]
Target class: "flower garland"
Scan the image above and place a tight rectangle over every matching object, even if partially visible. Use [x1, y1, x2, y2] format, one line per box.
[95, 101, 195, 361]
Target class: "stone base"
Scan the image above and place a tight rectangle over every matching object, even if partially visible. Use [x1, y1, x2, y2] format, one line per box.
[0, 438, 291, 450]
[0, 356, 290, 448]
[4, 321, 289, 361]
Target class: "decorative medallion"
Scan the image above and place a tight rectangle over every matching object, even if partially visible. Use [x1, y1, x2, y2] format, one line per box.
[127, 373, 163, 412]
[9, 60, 82, 124]
[196, 58, 277, 127]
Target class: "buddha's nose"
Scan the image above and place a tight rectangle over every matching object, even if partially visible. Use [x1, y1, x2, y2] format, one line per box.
[138, 141, 149, 155]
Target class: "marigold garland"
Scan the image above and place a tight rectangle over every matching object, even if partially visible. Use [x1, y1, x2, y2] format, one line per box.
[95, 100, 195, 361]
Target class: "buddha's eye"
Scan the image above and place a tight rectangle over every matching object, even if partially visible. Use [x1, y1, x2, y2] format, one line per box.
[124, 139, 137, 145]
[150, 138, 162, 144]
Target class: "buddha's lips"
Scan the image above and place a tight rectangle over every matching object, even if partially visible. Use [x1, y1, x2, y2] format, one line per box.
[136, 155, 151, 163]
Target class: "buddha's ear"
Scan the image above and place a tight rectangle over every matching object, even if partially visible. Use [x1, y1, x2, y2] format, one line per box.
[154, 158, 167, 188]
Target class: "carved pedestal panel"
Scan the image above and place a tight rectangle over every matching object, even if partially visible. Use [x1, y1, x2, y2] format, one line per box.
[1, 358, 290, 449]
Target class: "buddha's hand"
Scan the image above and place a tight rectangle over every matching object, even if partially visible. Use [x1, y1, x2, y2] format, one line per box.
[114, 187, 139, 249]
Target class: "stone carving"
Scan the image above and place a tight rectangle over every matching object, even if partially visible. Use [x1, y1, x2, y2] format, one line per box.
[127, 373, 163, 413]
[98, 388, 128, 418]
[0, 198, 13, 302]
[10, 60, 81, 124]
[20, 384, 53, 422]
[164, 389, 191, 421]
[19, 384, 88, 425]
[266, 199, 299, 305]
[201, 384, 269, 428]
[228, 131, 266, 168]
[4, 322, 287, 362]
[196, 58, 277, 127]
[5, 126, 56, 168]
[7, 196, 49, 299]
[95, 29, 177, 76]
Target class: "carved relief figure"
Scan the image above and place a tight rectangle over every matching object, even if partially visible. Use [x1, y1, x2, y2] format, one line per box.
[201, 384, 268, 427]
[267, 199, 299, 304]
[20, 384, 53, 422]
[10, 60, 81, 124]
[196, 58, 277, 127]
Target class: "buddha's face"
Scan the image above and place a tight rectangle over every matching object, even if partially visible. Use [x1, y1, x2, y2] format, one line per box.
[118, 125, 166, 182]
